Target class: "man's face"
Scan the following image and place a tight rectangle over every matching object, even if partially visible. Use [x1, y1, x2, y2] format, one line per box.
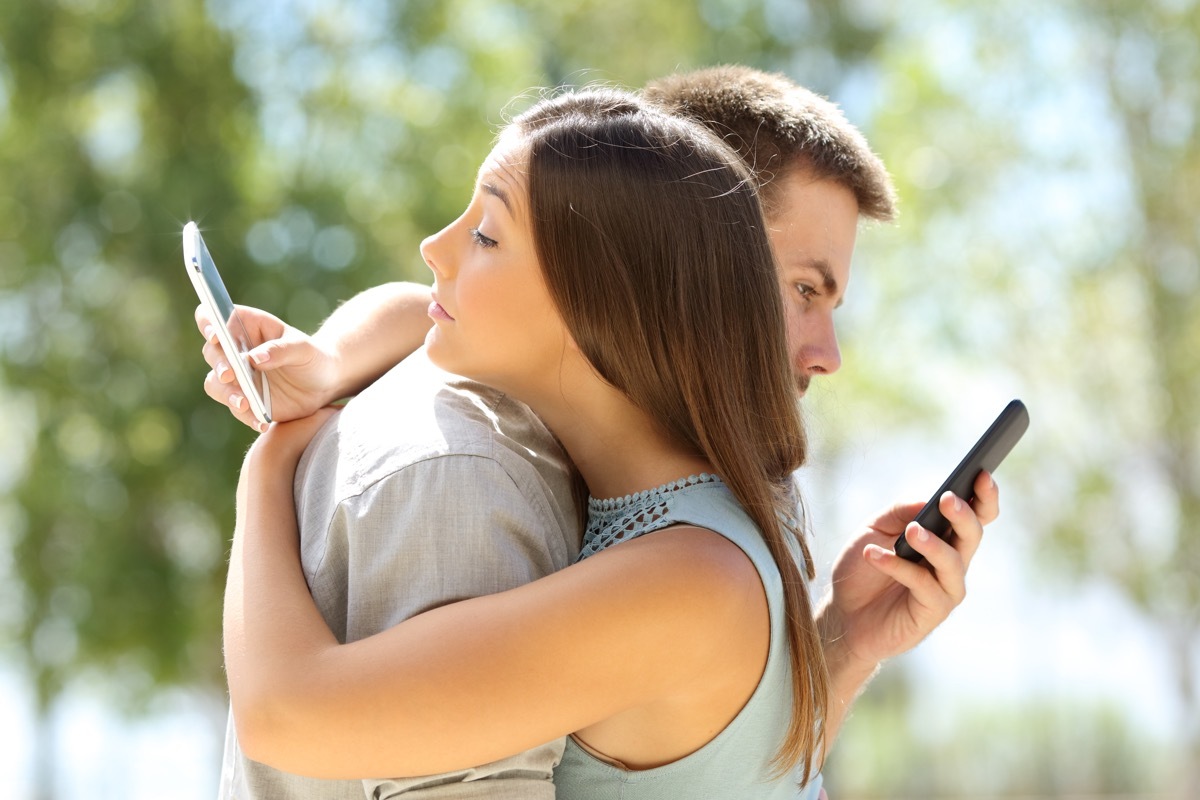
[766, 171, 860, 396]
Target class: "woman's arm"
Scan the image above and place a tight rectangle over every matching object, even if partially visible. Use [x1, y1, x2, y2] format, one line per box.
[199, 282, 434, 430]
[225, 419, 767, 779]
[308, 281, 434, 397]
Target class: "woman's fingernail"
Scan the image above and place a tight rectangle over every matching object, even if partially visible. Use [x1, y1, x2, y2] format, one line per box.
[251, 350, 269, 365]
[204, 325, 216, 342]
[230, 394, 244, 411]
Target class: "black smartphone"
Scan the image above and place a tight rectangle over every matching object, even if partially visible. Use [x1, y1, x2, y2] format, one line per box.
[894, 399, 1029, 562]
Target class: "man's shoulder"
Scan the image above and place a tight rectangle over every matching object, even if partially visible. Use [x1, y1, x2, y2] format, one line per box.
[296, 349, 569, 496]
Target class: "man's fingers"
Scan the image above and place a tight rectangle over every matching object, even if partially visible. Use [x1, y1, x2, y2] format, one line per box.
[940, 489, 986, 569]
[864, 536, 943, 604]
[869, 500, 928, 539]
[971, 470, 1000, 527]
[911, 518, 968, 605]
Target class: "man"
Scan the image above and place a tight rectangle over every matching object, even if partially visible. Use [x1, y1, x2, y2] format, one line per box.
[202, 65, 996, 797]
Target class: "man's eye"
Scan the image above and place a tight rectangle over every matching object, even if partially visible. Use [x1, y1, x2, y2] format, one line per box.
[796, 283, 817, 300]
[469, 228, 498, 249]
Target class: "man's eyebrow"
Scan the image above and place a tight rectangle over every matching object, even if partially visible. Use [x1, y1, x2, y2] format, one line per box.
[481, 182, 514, 216]
[797, 258, 845, 308]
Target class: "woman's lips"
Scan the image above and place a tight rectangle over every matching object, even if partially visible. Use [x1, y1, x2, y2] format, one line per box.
[428, 300, 455, 322]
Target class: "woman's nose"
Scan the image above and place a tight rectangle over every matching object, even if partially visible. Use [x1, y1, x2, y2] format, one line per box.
[420, 226, 454, 279]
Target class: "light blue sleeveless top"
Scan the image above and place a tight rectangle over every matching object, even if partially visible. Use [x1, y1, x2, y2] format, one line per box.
[554, 474, 824, 800]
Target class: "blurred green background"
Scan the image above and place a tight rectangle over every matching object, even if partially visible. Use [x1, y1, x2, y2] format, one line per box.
[1, 0, 1197, 797]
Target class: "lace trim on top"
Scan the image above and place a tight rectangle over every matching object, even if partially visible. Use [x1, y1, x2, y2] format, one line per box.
[577, 473, 722, 561]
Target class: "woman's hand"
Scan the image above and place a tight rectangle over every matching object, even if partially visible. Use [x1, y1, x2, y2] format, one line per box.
[236, 407, 341, 525]
[196, 305, 342, 432]
[196, 283, 436, 433]
[243, 407, 342, 476]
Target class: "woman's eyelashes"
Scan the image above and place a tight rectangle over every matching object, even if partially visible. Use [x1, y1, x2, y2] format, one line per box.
[469, 227, 498, 249]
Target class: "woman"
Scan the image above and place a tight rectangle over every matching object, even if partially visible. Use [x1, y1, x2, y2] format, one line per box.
[227, 87, 826, 797]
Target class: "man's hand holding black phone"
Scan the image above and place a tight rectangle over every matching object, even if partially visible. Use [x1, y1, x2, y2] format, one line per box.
[895, 399, 1029, 562]
[818, 403, 1022, 743]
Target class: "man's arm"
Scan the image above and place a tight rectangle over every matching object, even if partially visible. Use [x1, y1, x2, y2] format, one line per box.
[818, 472, 999, 746]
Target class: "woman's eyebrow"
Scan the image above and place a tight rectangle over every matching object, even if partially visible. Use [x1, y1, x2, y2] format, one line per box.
[481, 181, 514, 217]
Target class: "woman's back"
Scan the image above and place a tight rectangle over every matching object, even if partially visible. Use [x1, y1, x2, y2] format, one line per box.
[555, 476, 823, 800]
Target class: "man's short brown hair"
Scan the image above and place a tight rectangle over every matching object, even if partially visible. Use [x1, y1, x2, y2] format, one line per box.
[644, 65, 897, 221]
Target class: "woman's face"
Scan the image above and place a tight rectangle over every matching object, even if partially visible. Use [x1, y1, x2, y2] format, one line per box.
[421, 136, 571, 399]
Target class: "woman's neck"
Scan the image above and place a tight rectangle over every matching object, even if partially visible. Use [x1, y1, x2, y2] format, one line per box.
[525, 375, 714, 501]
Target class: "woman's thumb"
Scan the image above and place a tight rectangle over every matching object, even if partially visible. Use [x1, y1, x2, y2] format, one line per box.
[247, 338, 299, 371]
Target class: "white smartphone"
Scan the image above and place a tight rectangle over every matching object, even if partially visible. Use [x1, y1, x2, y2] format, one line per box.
[182, 221, 272, 425]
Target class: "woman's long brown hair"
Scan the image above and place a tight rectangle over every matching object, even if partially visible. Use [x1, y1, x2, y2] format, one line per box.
[512, 88, 829, 784]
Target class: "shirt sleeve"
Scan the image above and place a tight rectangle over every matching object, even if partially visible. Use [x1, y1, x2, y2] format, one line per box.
[307, 451, 572, 639]
[299, 452, 571, 799]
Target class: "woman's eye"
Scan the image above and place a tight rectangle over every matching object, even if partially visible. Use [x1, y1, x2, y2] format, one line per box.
[469, 227, 498, 249]
[796, 283, 817, 300]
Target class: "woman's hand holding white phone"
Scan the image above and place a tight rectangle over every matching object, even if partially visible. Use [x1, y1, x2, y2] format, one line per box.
[183, 222, 273, 427]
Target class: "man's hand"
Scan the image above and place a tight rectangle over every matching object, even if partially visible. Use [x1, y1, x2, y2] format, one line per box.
[818, 471, 999, 742]
[196, 304, 341, 432]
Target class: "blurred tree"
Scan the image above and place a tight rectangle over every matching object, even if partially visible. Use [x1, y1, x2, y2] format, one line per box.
[825, 683, 1165, 797]
[10, 0, 1193, 796]
[0, 3, 280, 793]
[814, 2, 1198, 795]
[1054, 2, 1200, 794]
[0, 0, 249, 712]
